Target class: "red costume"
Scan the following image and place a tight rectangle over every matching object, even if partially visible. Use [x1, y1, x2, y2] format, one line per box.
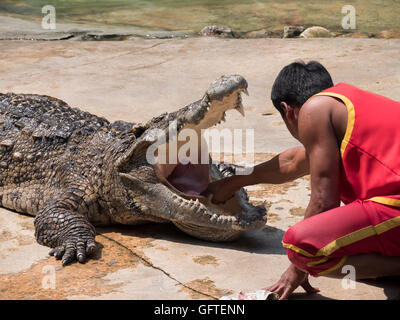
[282, 83, 400, 276]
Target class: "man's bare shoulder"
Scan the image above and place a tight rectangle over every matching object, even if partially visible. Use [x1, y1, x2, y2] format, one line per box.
[298, 95, 347, 147]
[298, 96, 333, 128]
[301, 95, 337, 114]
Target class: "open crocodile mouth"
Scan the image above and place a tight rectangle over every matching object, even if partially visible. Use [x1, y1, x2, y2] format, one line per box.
[149, 75, 267, 241]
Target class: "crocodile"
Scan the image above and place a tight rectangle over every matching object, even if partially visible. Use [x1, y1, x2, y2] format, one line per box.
[0, 75, 267, 266]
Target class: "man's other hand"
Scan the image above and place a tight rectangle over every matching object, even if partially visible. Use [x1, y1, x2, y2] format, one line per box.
[265, 263, 320, 300]
[202, 178, 237, 204]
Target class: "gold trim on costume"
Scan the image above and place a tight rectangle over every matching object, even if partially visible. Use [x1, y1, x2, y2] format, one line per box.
[314, 92, 356, 157]
[316, 215, 400, 257]
[281, 242, 316, 258]
[367, 196, 400, 208]
[283, 214, 400, 275]
[313, 92, 400, 209]
[284, 90, 400, 276]
[317, 256, 348, 276]
[307, 257, 329, 267]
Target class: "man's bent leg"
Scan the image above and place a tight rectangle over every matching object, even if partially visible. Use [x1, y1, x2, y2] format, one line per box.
[282, 200, 400, 277]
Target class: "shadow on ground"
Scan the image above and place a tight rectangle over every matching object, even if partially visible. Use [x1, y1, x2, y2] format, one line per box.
[97, 222, 286, 256]
[360, 278, 400, 300]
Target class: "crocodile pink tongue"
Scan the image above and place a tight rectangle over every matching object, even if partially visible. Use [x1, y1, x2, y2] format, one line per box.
[167, 163, 209, 196]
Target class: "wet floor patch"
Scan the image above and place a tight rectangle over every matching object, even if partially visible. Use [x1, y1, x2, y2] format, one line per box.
[192, 255, 219, 267]
[247, 181, 300, 198]
[0, 228, 155, 299]
[266, 212, 281, 223]
[0, 230, 13, 241]
[290, 207, 306, 217]
[179, 277, 233, 299]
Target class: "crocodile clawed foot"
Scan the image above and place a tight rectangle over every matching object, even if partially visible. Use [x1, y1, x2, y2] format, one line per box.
[49, 238, 97, 266]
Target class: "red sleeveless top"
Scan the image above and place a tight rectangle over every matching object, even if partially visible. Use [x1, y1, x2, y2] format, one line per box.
[315, 83, 400, 208]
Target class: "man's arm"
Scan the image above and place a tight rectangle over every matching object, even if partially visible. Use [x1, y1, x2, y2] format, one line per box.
[298, 98, 341, 219]
[204, 146, 309, 203]
[266, 98, 342, 300]
[249, 146, 309, 185]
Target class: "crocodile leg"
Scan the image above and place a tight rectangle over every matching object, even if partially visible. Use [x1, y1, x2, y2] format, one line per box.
[34, 189, 97, 266]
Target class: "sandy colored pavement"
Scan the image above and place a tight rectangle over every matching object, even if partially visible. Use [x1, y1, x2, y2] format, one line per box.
[0, 38, 400, 300]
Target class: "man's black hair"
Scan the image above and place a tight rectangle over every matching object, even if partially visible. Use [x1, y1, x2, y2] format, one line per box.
[271, 60, 334, 117]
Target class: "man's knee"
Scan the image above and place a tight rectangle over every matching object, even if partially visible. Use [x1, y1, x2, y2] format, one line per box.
[282, 222, 318, 272]
[283, 222, 308, 249]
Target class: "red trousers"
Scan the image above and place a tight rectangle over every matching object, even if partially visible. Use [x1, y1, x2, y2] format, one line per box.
[282, 200, 400, 277]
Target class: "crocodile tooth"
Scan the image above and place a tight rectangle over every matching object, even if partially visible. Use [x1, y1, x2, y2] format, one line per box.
[235, 103, 245, 117]
[199, 207, 209, 216]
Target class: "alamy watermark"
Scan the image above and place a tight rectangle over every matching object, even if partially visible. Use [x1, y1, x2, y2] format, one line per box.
[341, 5, 356, 30]
[41, 265, 56, 290]
[145, 121, 255, 175]
[341, 264, 356, 290]
[41, 5, 56, 30]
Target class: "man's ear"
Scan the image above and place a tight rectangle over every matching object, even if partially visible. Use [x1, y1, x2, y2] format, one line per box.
[280, 102, 293, 120]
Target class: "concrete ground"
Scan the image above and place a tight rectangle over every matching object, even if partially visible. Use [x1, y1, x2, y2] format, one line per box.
[0, 38, 400, 300]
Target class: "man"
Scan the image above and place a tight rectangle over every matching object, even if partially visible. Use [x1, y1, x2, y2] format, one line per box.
[204, 61, 400, 299]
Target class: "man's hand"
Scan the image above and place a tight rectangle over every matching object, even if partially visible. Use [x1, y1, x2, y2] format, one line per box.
[201, 147, 309, 205]
[202, 177, 237, 204]
[265, 263, 319, 300]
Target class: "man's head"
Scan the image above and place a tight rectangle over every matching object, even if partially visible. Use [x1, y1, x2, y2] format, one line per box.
[271, 60, 333, 139]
